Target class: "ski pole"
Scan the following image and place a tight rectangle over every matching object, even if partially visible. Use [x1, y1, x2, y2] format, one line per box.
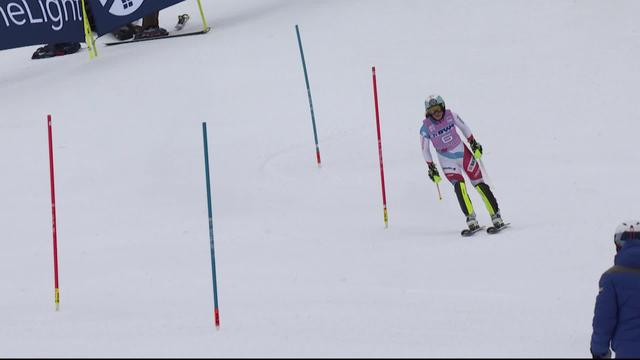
[476, 156, 493, 190]
[430, 163, 443, 200]
[470, 139, 494, 189]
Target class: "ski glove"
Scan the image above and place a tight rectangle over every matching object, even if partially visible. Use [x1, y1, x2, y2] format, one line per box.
[427, 162, 441, 183]
[468, 136, 483, 159]
[591, 349, 611, 359]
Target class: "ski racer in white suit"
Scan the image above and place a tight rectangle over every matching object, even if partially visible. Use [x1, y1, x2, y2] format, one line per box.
[420, 95, 504, 231]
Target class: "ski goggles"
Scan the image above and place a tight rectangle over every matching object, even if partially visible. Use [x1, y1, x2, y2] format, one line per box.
[426, 104, 444, 116]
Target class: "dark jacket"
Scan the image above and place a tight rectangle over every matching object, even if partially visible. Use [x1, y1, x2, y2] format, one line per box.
[591, 241, 640, 358]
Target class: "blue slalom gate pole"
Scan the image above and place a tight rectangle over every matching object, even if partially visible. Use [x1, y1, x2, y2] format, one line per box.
[295, 24, 322, 167]
[202, 122, 220, 329]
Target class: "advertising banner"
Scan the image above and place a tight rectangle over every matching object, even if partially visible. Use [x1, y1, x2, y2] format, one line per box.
[0, 0, 85, 50]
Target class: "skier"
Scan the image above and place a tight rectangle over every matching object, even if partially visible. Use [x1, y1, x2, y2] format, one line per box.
[590, 220, 640, 359]
[419, 95, 504, 234]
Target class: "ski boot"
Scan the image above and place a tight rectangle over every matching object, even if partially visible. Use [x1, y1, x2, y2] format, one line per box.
[467, 214, 481, 231]
[487, 212, 509, 234]
[461, 214, 482, 236]
[112, 23, 143, 41]
[491, 212, 505, 229]
[134, 26, 169, 40]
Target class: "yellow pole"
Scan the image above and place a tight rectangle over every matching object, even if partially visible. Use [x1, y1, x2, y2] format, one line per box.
[196, 0, 210, 31]
[383, 207, 388, 229]
[81, 0, 97, 58]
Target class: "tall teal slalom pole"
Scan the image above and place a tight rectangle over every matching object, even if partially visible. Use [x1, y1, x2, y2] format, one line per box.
[202, 122, 221, 329]
[295, 24, 322, 167]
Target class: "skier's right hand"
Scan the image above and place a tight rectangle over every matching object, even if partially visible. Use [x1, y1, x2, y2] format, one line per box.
[427, 162, 441, 183]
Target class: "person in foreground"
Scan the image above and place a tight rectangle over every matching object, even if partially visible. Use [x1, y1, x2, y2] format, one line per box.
[591, 220, 640, 359]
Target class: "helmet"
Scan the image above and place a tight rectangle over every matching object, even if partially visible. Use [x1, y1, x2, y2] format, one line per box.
[614, 220, 640, 251]
[425, 95, 445, 112]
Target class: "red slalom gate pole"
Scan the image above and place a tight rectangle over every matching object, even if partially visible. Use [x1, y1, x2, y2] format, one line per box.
[371, 67, 389, 228]
[47, 114, 60, 311]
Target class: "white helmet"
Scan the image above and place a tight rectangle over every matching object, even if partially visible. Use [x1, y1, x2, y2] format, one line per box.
[614, 220, 640, 250]
[425, 95, 445, 112]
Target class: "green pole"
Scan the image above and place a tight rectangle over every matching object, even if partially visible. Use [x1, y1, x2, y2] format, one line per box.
[196, 0, 210, 31]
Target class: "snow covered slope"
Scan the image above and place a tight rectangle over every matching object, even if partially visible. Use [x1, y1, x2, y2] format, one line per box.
[1, 0, 639, 357]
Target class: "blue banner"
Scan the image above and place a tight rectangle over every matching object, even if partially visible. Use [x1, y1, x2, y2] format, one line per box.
[89, 0, 185, 36]
[0, 0, 85, 50]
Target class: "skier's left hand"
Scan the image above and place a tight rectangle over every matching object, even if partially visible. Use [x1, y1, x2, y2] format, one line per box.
[427, 162, 441, 183]
[468, 136, 483, 159]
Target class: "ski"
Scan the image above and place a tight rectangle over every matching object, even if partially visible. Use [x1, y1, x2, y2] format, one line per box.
[487, 223, 511, 234]
[461, 226, 485, 237]
[104, 27, 211, 46]
[175, 14, 190, 31]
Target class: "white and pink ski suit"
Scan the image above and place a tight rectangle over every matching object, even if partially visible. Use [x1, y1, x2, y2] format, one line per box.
[419, 109, 484, 186]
